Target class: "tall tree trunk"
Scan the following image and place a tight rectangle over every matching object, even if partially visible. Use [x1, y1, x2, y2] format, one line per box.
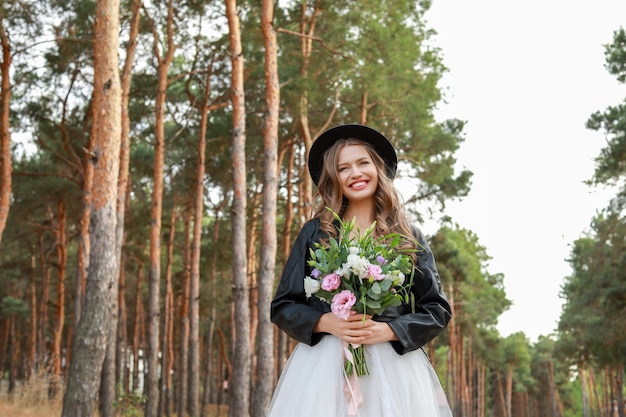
[160, 206, 176, 417]
[0, 15, 12, 245]
[0, 315, 8, 381]
[51, 199, 67, 398]
[253, 1, 279, 415]
[603, 368, 610, 417]
[479, 363, 486, 417]
[28, 255, 37, 379]
[581, 364, 589, 417]
[247, 188, 259, 349]
[217, 326, 232, 408]
[7, 316, 16, 393]
[296, 2, 319, 222]
[446, 283, 457, 413]
[178, 208, 192, 417]
[276, 142, 294, 377]
[201, 201, 224, 417]
[61, 0, 121, 413]
[459, 336, 467, 416]
[116, 250, 129, 395]
[144, 0, 176, 415]
[616, 363, 624, 417]
[75, 145, 93, 329]
[495, 372, 507, 417]
[132, 261, 144, 394]
[225, 1, 251, 416]
[37, 231, 50, 371]
[547, 360, 561, 417]
[188, 56, 213, 417]
[101, 2, 142, 416]
[589, 366, 600, 416]
[506, 363, 514, 417]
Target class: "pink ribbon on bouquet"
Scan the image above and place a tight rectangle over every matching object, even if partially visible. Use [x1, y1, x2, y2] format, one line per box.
[342, 341, 363, 416]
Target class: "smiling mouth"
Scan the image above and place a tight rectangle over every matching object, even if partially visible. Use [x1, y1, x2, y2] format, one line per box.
[350, 181, 368, 189]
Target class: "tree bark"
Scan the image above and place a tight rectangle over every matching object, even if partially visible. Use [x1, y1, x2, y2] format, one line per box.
[225, 1, 251, 416]
[7, 316, 17, 393]
[178, 208, 192, 417]
[253, 1, 279, 415]
[506, 363, 513, 417]
[0, 15, 12, 245]
[116, 250, 129, 395]
[616, 363, 624, 417]
[28, 256, 37, 379]
[37, 231, 51, 371]
[102, 1, 142, 415]
[547, 360, 562, 417]
[580, 364, 589, 417]
[201, 200, 224, 416]
[0, 315, 8, 382]
[188, 55, 213, 417]
[61, 0, 121, 413]
[75, 144, 94, 329]
[247, 188, 259, 349]
[160, 206, 176, 417]
[132, 261, 144, 394]
[144, 0, 176, 414]
[297, 2, 320, 222]
[51, 199, 67, 398]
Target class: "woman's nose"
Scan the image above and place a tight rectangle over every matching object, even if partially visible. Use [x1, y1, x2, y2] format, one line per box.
[350, 168, 363, 178]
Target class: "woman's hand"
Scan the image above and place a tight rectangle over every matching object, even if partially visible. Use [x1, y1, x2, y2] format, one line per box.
[314, 312, 399, 344]
[360, 321, 398, 344]
[314, 311, 373, 344]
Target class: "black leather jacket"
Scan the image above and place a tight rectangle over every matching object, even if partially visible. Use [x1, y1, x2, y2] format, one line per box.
[271, 218, 452, 355]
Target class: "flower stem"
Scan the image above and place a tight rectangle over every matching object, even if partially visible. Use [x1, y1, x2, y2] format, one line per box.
[346, 344, 369, 377]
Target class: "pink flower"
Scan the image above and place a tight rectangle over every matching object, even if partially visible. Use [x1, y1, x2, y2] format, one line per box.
[331, 290, 357, 320]
[367, 264, 385, 281]
[321, 273, 341, 291]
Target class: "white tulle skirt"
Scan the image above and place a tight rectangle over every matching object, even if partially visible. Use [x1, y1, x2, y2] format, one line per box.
[266, 335, 452, 417]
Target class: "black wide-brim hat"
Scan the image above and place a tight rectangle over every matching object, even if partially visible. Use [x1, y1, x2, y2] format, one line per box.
[308, 124, 397, 185]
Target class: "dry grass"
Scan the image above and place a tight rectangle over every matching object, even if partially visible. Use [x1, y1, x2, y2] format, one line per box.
[0, 367, 63, 416]
[0, 371, 229, 417]
[0, 401, 63, 417]
[0, 399, 229, 417]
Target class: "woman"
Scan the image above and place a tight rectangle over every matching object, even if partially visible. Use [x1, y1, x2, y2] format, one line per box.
[268, 124, 453, 417]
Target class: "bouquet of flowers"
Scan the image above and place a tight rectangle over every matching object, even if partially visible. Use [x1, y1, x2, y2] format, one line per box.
[303, 209, 416, 377]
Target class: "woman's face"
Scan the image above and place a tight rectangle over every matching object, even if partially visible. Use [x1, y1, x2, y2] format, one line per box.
[336, 144, 379, 205]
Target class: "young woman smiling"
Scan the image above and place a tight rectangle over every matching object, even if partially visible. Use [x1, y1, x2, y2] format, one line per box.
[267, 124, 453, 417]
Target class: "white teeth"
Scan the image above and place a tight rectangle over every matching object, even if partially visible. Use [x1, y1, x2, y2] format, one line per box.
[351, 181, 366, 188]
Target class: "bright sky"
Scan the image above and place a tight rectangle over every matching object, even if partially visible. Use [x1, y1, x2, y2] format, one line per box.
[422, 1, 626, 342]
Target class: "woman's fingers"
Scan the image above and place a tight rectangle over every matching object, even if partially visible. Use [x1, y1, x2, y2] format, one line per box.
[345, 312, 372, 322]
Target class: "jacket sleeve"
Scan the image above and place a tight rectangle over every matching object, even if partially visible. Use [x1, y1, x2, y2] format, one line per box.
[270, 219, 329, 346]
[386, 229, 452, 354]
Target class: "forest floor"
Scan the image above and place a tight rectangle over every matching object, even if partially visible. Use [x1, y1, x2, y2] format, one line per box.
[0, 396, 229, 417]
[0, 385, 63, 416]
[0, 379, 229, 417]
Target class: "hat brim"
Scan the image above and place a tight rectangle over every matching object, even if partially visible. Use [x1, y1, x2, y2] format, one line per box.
[308, 124, 397, 185]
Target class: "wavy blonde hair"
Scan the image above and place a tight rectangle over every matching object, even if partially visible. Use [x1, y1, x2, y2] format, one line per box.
[311, 138, 417, 255]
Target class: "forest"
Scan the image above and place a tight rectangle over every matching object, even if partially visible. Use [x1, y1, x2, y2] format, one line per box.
[0, 0, 624, 416]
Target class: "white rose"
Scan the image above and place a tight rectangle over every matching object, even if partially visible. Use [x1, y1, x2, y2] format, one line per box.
[304, 276, 321, 298]
[336, 264, 351, 279]
[346, 253, 370, 280]
[390, 270, 405, 286]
